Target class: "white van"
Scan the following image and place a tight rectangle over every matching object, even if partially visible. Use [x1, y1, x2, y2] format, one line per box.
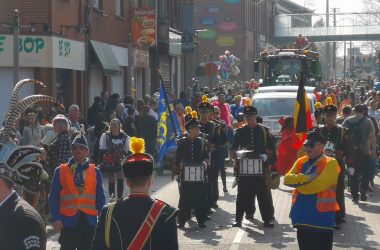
[251, 90, 316, 136]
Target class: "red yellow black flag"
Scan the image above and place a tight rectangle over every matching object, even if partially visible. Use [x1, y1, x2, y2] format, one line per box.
[293, 75, 313, 148]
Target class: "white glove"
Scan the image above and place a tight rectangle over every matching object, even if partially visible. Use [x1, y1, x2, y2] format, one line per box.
[259, 154, 268, 162]
[202, 161, 208, 170]
[348, 167, 355, 176]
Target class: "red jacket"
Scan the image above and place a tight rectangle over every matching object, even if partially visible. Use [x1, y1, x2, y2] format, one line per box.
[212, 101, 231, 128]
[277, 128, 302, 175]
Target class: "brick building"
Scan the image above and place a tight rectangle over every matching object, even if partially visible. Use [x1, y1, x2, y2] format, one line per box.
[0, 0, 155, 120]
[193, 0, 276, 87]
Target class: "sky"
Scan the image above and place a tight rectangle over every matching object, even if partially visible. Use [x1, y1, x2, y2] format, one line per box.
[290, 0, 364, 13]
[289, 0, 377, 56]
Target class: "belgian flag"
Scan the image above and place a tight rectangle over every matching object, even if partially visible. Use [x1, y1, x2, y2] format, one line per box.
[293, 74, 312, 148]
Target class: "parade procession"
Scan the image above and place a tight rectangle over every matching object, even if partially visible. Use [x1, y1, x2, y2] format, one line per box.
[3, 0, 380, 250]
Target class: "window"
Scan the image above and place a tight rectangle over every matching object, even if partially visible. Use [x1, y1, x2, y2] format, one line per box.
[253, 97, 314, 117]
[131, 0, 142, 7]
[116, 0, 124, 17]
[93, 0, 103, 10]
[253, 98, 295, 117]
[268, 58, 301, 85]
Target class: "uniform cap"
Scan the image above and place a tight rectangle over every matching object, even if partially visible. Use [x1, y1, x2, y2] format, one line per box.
[122, 137, 154, 178]
[243, 99, 257, 115]
[71, 132, 88, 149]
[185, 111, 199, 130]
[323, 104, 338, 114]
[323, 95, 337, 114]
[198, 95, 212, 111]
[304, 131, 327, 145]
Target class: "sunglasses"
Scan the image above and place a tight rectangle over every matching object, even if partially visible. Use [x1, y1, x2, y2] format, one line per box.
[244, 114, 255, 118]
[303, 141, 321, 149]
[72, 145, 86, 150]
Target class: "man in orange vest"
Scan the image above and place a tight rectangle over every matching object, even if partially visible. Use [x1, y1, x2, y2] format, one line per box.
[284, 131, 340, 250]
[49, 132, 105, 250]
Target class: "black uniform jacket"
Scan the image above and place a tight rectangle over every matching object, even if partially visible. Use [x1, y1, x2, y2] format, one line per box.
[0, 192, 46, 250]
[199, 121, 217, 145]
[314, 125, 348, 153]
[175, 136, 209, 165]
[231, 124, 274, 155]
[92, 194, 178, 250]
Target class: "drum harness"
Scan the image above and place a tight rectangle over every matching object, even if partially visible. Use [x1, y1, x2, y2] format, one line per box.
[233, 125, 268, 187]
[177, 133, 208, 192]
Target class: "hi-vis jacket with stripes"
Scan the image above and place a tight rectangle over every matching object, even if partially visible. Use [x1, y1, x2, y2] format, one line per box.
[284, 155, 340, 231]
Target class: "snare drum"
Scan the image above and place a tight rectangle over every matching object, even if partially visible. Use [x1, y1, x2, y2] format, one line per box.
[239, 157, 264, 176]
[183, 164, 205, 182]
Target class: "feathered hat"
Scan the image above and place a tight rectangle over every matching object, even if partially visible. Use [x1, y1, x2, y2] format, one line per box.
[243, 99, 257, 115]
[72, 132, 88, 149]
[184, 106, 192, 123]
[314, 101, 324, 116]
[122, 137, 154, 178]
[323, 97, 338, 114]
[0, 79, 64, 185]
[198, 95, 212, 112]
[185, 111, 199, 131]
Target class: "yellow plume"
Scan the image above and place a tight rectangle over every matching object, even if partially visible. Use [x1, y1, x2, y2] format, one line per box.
[202, 95, 208, 103]
[315, 102, 323, 109]
[185, 106, 192, 114]
[130, 137, 145, 154]
[326, 97, 332, 105]
[245, 99, 251, 107]
[191, 111, 198, 119]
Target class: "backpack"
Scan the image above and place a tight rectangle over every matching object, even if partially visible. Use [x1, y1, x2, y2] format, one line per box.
[346, 117, 366, 153]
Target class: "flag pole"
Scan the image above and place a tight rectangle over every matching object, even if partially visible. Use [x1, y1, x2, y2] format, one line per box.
[157, 69, 178, 137]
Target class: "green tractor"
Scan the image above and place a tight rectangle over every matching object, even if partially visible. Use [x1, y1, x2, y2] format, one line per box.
[254, 48, 321, 88]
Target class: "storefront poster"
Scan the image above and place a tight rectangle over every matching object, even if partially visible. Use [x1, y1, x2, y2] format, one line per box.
[132, 8, 156, 47]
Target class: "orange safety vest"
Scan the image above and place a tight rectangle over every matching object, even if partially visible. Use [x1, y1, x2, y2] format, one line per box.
[292, 156, 340, 212]
[59, 163, 98, 216]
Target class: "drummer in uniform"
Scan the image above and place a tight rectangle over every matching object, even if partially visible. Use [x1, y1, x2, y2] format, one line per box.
[198, 96, 219, 210]
[231, 101, 276, 228]
[92, 137, 178, 249]
[174, 112, 209, 228]
[312, 97, 348, 228]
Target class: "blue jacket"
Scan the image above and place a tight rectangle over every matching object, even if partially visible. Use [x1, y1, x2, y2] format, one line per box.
[230, 104, 244, 119]
[49, 158, 105, 227]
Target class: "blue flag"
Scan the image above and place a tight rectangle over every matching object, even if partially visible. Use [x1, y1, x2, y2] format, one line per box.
[157, 83, 182, 163]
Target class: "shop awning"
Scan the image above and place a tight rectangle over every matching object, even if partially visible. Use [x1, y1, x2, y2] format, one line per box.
[90, 40, 121, 75]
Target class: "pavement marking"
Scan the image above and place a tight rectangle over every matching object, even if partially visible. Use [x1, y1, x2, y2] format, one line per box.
[230, 224, 247, 250]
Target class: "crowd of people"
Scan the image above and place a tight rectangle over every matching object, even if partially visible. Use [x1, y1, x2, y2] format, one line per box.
[1, 75, 380, 249]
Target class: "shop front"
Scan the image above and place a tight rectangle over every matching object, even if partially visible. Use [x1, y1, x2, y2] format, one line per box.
[0, 34, 85, 120]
